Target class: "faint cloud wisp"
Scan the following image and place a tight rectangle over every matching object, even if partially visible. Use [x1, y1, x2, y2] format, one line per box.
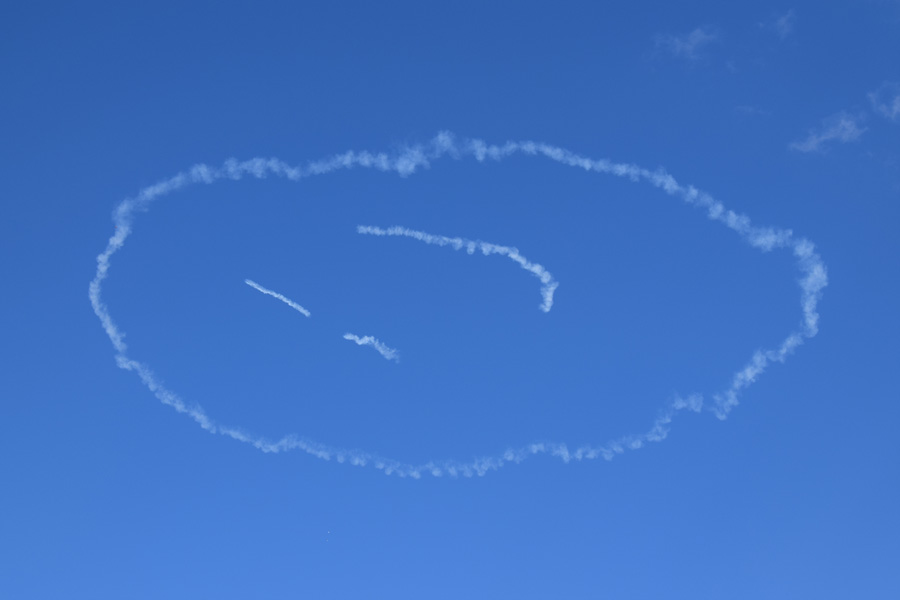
[655, 26, 720, 61]
[770, 10, 796, 40]
[790, 112, 866, 152]
[735, 105, 771, 117]
[868, 81, 900, 121]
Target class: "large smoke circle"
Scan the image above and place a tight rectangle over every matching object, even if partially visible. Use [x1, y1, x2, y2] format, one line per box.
[89, 132, 827, 478]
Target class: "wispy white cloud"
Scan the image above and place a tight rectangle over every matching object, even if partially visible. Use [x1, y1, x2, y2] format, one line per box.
[343, 333, 399, 362]
[245, 279, 311, 317]
[790, 111, 866, 152]
[655, 26, 720, 60]
[868, 81, 900, 122]
[90, 132, 827, 478]
[357, 225, 559, 313]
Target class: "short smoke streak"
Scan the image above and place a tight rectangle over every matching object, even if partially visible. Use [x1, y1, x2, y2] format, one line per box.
[356, 225, 558, 313]
[343, 333, 399, 362]
[89, 132, 827, 478]
[245, 279, 311, 317]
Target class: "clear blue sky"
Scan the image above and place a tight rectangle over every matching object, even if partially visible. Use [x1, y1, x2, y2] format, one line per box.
[2, 1, 899, 598]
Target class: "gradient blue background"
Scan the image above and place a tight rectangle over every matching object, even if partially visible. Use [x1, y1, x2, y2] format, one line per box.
[2, 1, 899, 598]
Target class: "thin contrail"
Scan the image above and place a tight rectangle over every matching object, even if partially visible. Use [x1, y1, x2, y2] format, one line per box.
[356, 225, 558, 313]
[343, 333, 399, 362]
[244, 279, 311, 317]
[89, 132, 827, 478]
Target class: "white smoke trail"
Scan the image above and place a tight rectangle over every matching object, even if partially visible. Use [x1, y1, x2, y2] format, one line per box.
[89, 131, 827, 478]
[356, 225, 558, 313]
[245, 279, 311, 317]
[343, 333, 400, 362]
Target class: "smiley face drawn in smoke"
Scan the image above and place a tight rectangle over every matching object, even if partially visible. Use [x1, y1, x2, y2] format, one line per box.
[89, 132, 827, 478]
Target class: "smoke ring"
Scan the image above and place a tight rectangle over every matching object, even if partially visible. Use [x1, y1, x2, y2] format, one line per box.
[89, 132, 827, 478]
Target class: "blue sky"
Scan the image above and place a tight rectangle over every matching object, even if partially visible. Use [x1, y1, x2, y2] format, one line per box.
[2, 1, 899, 598]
